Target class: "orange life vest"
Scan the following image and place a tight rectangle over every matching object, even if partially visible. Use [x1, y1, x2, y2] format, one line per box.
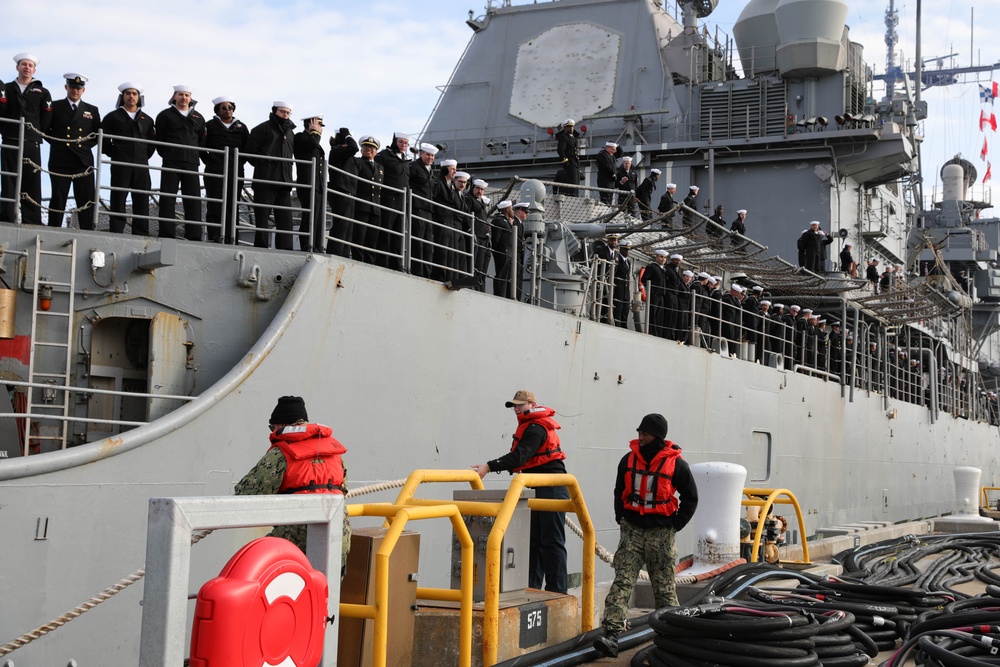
[510, 407, 565, 472]
[621, 439, 681, 516]
[270, 423, 347, 495]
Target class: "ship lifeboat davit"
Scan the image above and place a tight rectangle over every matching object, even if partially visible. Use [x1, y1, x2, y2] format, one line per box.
[773, 0, 849, 78]
[686, 462, 747, 575]
[732, 0, 780, 77]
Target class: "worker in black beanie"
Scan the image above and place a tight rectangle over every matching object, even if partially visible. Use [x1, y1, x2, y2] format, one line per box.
[235, 396, 351, 575]
[593, 413, 699, 658]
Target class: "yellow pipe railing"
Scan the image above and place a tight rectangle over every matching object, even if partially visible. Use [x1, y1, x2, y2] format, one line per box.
[392, 469, 595, 667]
[981, 486, 1000, 510]
[742, 487, 810, 564]
[343, 502, 474, 667]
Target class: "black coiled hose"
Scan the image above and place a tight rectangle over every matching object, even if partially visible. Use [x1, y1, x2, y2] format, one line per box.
[634, 603, 828, 667]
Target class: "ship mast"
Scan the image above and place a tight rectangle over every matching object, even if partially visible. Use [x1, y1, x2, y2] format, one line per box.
[914, 0, 923, 210]
[884, 0, 899, 97]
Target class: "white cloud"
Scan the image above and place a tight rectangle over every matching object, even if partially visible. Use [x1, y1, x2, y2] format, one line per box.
[2, 0, 472, 144]
[3, 0, 997, 197]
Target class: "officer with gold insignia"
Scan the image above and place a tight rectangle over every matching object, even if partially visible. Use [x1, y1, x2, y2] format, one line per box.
[46, 73, 101, 229]
[353, 136, 385, 263]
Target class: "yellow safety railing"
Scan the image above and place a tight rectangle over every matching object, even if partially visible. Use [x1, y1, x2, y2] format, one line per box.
[981, 486, 1000, 511]
[393, 469, 596, 667]
[742, 488, 810, 564]
[343, 501, 474, 667]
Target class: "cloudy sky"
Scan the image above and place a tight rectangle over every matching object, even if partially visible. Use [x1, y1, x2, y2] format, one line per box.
[4, 0, 997, 197]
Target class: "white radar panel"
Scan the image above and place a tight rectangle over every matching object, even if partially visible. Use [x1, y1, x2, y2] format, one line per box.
[509, 23, 620, 128]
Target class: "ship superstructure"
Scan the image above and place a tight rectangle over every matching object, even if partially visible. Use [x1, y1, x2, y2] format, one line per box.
[421, 0, 923, 266]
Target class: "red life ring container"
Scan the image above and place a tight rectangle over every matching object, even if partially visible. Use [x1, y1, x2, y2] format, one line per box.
[190, 537, 329, 667]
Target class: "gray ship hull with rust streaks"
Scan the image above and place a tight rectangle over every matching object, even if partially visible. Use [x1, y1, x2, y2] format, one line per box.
[0, 226, 995, 665]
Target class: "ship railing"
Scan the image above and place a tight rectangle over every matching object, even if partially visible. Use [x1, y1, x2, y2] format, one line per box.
[732, 44, 779, 79]
[407, 190, 476, 279]
[584, 257, 616, 323]
[2, 378, 197, 455]
[0, 117, 26, 218]
[924, 184, 993, 209]
[681, 291, 800, 366]
[479, 213, 520, 299]
[223, 148, 318, 250]
[323, 161, 475, 277]
[511, 175, 642, 226]
[413, 123, 559, 164]
[92, 129, 321, 249]
[322, 165, 408, 266]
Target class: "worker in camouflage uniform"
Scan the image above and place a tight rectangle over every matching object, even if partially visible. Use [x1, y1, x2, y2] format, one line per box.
[593, 413, 698, 658]
[235, 396, 351, 575]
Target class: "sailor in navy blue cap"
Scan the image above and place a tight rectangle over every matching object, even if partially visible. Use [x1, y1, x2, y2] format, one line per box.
[46, 73, 101, 230]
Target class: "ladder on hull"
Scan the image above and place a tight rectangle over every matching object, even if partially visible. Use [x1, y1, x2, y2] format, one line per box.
[23, 236, 78, 453]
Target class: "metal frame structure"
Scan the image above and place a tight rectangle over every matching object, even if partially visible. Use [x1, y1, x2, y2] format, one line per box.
[139, 494, 345, 667]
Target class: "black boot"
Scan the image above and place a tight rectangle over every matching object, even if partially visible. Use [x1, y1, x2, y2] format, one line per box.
[593, 629, 619, 658]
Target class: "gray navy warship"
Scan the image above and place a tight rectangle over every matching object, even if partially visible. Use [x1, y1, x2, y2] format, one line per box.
[2, 0, 1000, 664]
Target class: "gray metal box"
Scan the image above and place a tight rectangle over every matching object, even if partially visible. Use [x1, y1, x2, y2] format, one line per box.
[975, 269, 1000, 301]
[450, 489, 533, 601]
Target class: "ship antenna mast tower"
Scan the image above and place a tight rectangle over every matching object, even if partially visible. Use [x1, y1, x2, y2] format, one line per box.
[884, 0, 900, 95]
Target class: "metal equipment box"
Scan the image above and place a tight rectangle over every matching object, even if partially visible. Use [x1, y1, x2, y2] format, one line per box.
[450, 489, 532, 601]
[338, 527, 420, 667]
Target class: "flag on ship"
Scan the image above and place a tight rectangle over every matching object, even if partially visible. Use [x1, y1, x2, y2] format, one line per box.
[981, 110, 997, 132]
[979, 86, 998, 177]
[980, 83, 998, 104]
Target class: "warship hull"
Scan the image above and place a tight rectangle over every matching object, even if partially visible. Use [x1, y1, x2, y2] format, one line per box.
[0, 225, 996, 665]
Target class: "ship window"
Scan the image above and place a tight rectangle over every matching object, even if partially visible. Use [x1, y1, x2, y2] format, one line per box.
[748, 431, 771, 483]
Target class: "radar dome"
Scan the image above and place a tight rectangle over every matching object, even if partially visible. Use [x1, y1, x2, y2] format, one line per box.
[732, 0, 780, 77]
[774, 0, 849, 77]
[941, 156, 977, 192]
[941, 163, 965, 202]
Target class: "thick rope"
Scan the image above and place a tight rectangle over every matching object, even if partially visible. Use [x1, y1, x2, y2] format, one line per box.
[346, 478, 406, 498]
[0, 477, 672, 656]
[0, 569, 146, 656]
[22, 157, 96, 180]
[23, 122, 98, 145]
[20, 191, 96, 215]
[0, 481, 405, 656]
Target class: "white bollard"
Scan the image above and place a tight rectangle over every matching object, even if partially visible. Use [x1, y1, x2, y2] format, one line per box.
[686, 462, 747, 576]
[954, 466, 990, 519]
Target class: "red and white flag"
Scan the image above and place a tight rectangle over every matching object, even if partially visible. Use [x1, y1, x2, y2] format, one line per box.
[984, 162, 992, 184]
[981, 110, 998, 132]
[983, 137, 989, 160]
